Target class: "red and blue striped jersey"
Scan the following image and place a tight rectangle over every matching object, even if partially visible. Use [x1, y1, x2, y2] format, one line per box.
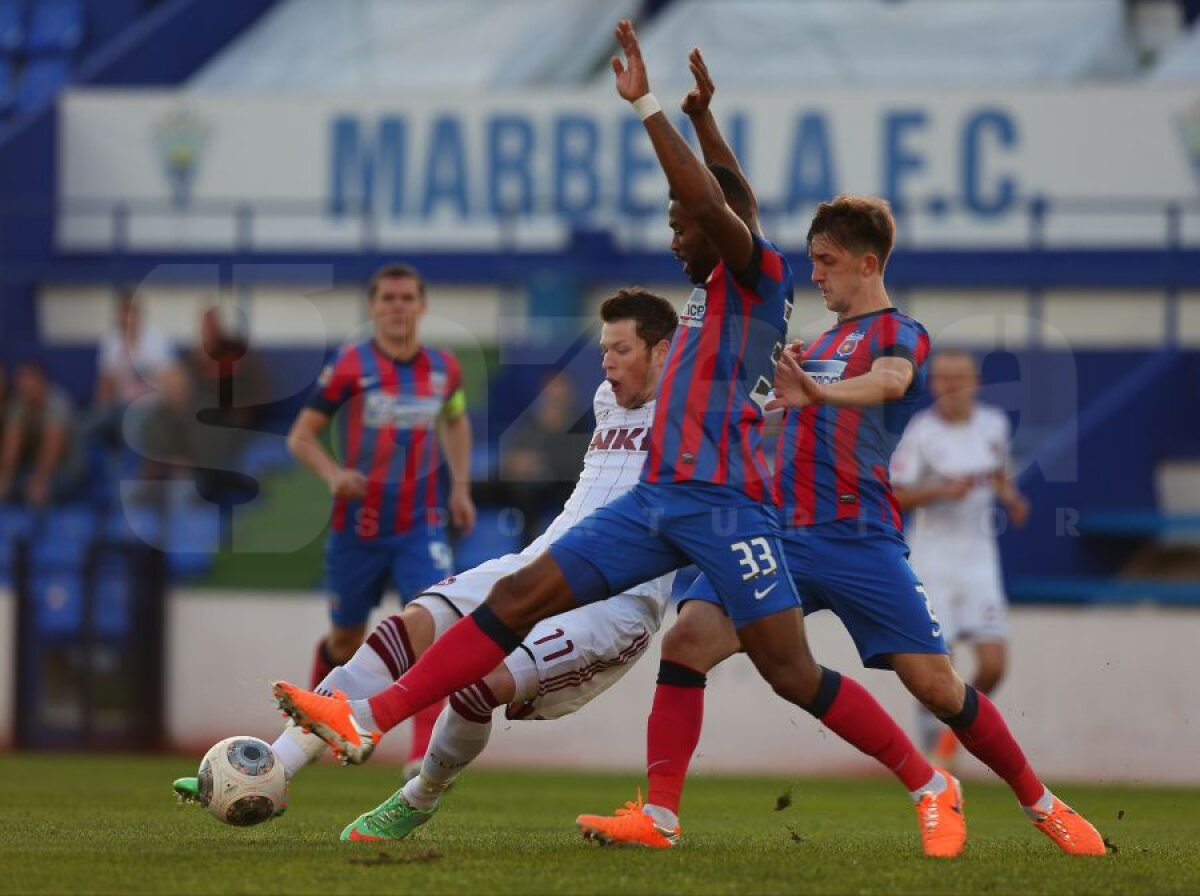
[308, 340, 464, 539]
[643, 237, 794, 502]
[777, 308, 930, 530]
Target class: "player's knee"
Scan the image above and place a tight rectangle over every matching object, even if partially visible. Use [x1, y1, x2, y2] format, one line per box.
[914, 673, 965, 718]
[760, 656, 823, 708]
[661, 617, 735, 672]
[488, 563, 570, 630]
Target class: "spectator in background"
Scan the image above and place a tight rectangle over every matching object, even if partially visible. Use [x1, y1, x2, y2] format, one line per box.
[133, 359, 252, 506]
[88, 289, 176, 449]
[0, 360, 85, 506]
[500, 371, 589, 546]
[890, 349, 1030, 769]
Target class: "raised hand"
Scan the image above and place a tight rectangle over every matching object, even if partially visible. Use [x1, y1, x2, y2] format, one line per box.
[681, 47, 715, 117]
[611, 19, 650, 102]
[765, 349, 825, 411]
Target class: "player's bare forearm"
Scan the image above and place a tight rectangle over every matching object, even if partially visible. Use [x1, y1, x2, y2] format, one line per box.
[817, 368, 911, 407]
[438, 412, 473, 494]
[286, 410, 341, 487]
[690, 109, 759, 231]
[643, 113, 725, 216]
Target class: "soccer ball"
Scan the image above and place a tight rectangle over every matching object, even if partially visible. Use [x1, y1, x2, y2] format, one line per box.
[197, 736, 288, 826]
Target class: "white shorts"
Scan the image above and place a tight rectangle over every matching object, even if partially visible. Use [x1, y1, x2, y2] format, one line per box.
[909, 547, 1009, 645]
[411, 550, 662, 721]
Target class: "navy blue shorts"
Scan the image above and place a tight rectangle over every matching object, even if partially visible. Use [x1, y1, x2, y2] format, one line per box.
[324, 530, 453, 628]
[548, 481, 799, 628]
[682, 520, 948, 668]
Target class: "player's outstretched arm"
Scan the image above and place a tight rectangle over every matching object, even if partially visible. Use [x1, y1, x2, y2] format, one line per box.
[287, 408, 367, 498]
[611, 20, 754, 273]
[437, 410, 477, 534]
[766, 353, 913, 411]
[681, 47, 760, 236]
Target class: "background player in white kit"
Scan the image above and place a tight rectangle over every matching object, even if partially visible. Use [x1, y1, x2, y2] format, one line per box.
[890, 349, 1030, 766]
[172, 288, 679, 838]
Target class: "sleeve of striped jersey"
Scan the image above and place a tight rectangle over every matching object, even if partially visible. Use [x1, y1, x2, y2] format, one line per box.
[731, 236, 786, 295]
[440, 351, 467, 418]
[306, 349, 356, 416]
[877, 318, 930, 367]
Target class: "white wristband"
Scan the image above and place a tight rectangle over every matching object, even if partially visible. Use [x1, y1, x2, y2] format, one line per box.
[632, 93, 661, 121]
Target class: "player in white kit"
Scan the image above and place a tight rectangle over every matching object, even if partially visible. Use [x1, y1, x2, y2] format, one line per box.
[173, 288, 679, 836]
[890, 349, 1029, 765]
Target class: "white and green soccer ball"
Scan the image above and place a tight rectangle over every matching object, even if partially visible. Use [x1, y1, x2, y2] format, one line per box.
[197, 736, 287, 826]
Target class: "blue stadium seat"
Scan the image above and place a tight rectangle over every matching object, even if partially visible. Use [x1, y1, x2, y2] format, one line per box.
[0, 0, 23, 53]
[31, 570, 84, 637]
[453, 507, 522, 572]
[25, 0, 81, 53]
[93, 556, 131, 637]
[103, 506, 164, 549]
[15, 54, 69, 111]
[236, 435, 294, 479]
[0, 57, 13, 116]
[165, 505, 220, 578]
[32, 505, 97, 568]
[0, 505, 36, 584]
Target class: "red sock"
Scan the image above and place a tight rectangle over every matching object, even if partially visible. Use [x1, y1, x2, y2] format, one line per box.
[646, 662, 706, 814]
[950, 687, 1043, 805]
[813, 670, 934, 793]
[407, 699, 444, 762]
[309, 637, 335, 690]
[368, 610, 514, 733]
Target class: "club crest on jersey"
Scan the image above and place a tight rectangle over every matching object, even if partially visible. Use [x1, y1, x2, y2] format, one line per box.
[836, 331, 866, 357]
[680, 287, 707, 329]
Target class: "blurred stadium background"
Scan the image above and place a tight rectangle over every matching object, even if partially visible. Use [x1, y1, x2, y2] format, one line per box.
[0, 0, 1198, 786]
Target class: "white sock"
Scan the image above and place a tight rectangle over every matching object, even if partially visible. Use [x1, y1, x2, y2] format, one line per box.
[349, 698, 378, 732]
[644, 804, 679, 830]
[909, 769, 948, 802]
[401, 704, 492, 810]
[271, 721, 326, 779]
[1023, 787, 1056, 817]
[316, 649, 393, 700]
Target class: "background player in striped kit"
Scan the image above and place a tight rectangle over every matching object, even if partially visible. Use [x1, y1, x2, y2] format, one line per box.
[272, 22, 969, 857]
[611, 193, 1103, 857]
[286, 262, 476, 777]
[891, 349, 1030, 767]
[174, 288, 678, 831]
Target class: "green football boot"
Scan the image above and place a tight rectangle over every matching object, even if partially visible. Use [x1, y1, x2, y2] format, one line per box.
[173, 776, 204, 805]
[341, 790, 437, 842]
[172, 776, 288, 818]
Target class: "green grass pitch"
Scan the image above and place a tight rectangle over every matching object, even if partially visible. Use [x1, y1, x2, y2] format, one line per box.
[2, 755, 1198, 895]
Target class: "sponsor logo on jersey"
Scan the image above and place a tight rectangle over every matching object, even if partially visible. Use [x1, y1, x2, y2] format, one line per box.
[680, 287, 707, 329]
[802, 358, 847, 385]
[589, 426, 650, 452]
[363, 392, 442, 428]
[317, 364, 334, 388]
[430, 371, 447, 393]
[836, 331, 866, 357]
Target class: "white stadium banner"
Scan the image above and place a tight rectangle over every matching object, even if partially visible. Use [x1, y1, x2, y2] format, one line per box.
[59, 88, 1200, 252]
